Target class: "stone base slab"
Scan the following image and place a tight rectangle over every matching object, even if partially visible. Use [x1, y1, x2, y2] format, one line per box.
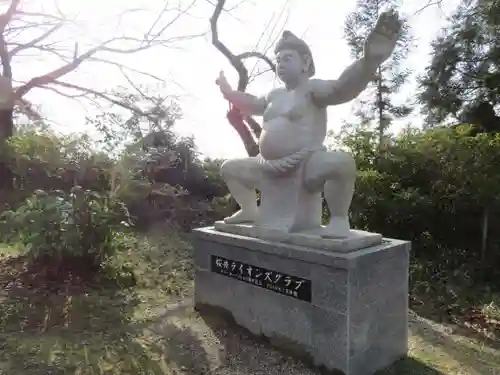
[193, 227, 410, 375]
[214, 221, 383, 253]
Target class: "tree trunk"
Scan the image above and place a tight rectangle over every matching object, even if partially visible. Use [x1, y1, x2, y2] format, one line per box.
[210, 0, 271, 157]
[377, 66, 384, 148]
[236, 125, 259, 157]
[227, 106, 259, 157]
[0, 108, 14, 191]
[480, 205, 489, 268]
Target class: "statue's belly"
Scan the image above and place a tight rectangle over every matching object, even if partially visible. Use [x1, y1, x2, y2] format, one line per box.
[259, 118, 311, 160]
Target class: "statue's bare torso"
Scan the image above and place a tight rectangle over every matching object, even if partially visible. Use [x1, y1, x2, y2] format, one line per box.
[259, 80, 327, 160]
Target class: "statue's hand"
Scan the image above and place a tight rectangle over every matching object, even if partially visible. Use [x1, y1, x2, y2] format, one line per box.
[364, 9, 402, 64]
[215, 70, 232, 98]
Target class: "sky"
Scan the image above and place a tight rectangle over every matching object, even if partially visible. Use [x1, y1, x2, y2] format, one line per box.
[11, 0, 461, 159]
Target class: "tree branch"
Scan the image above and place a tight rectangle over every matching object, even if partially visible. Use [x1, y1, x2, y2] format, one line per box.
[237, 51, 275, 72]
[0, 0, 21, 32]
[210, 0, 276, 154]
[144, 0, 198, 40]
[210, 1, 276, 90]
[15, 10, 68, 23]
[13, 35, 171, 99]
[49, 80, 151, 117]
[16, 97, 43, 121]
[38, 84, 88, 99]
[5, 2, 202, 102]
[412, 0, 445, 16]
[244, 116, 262, 138]
[9, 23, 63, 57]
[87, 56, 164, 82]
[0, 0, 21, 79]
[0, 0, 21, 110]
[210, 0, 249, 91]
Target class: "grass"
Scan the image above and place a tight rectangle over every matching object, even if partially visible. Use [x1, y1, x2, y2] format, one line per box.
[0, 227, 499, 375]
[0, 227, 195, 375]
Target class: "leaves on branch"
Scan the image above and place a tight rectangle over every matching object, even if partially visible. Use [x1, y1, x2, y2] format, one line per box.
[344, 0, 414, 144]
[417, 0, 500, 125]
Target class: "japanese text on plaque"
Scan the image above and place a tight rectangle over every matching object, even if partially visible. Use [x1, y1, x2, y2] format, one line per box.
[210, 255, 311, 302]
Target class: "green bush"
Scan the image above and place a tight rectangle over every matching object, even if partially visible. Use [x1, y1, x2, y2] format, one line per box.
[0, 187, 131, 270]
[2, 127, 228, 231]
[331, 124, 500, 282]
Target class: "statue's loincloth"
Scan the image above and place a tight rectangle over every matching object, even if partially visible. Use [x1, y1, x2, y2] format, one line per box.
[256, 146, 326, 176]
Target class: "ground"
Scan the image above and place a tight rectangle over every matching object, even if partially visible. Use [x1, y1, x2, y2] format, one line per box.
[0, 227, 499, 375]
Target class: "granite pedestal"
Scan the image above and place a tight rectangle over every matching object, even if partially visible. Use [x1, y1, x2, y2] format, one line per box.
[193, 227, 410, 375]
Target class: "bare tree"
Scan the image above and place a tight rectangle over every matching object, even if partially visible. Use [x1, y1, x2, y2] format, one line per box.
[210, 0, 276, 156]
[0, 0, 201, 189]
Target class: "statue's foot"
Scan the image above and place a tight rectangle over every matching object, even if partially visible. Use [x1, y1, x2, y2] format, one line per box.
[223, 209, 258, 224]
[321, 216, 351, 238]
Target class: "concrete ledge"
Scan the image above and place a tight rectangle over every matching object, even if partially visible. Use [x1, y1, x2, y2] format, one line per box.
[194, 226, 406, 269]
[214, 221, 383, 253]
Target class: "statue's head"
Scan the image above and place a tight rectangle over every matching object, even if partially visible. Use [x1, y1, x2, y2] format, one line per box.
[274, 31, 315, 84]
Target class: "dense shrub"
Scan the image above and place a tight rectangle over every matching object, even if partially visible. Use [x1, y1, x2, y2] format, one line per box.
[2, 130, 112, 218]
[3, 128, 229, 230]
[335, 125, 500, 282]
[0, 187, 131, 271]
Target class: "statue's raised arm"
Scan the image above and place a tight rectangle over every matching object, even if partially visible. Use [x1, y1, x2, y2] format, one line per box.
[215, 71, 268, 116]
[311, 9, 402, 107]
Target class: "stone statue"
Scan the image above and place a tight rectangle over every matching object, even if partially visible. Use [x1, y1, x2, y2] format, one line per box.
[215, 10, 402, 239]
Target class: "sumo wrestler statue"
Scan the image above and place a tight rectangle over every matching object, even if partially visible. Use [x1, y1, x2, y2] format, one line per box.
[216, 10, 402, 238]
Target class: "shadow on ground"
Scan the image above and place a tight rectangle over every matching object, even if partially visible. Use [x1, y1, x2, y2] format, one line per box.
[376, 357, 445, 375]
[410, 265, 500, 351]
[407, 313, 500, 375]
[0, 240, 208, 375]
[0, 284, 211, 375]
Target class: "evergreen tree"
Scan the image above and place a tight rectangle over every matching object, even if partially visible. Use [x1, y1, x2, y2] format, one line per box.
[418, 0, 500, 132]
[344, 0, 413, 146]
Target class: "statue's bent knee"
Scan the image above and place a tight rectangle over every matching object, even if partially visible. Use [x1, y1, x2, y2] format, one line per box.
[220, 159, 238, 179]
[337, 152, 356, 178]
[220, 158, 260, 190]
[319, 151, 356, 179]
